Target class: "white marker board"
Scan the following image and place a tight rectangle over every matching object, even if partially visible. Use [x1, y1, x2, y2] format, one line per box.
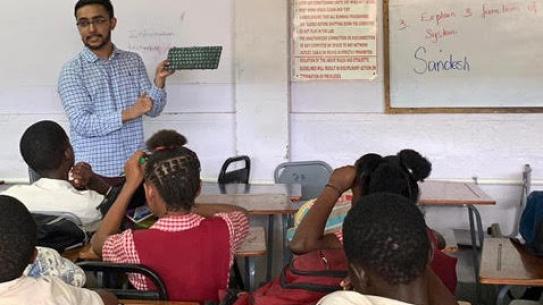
[0, 0, 232, 114]
[385, 0, 543, 113]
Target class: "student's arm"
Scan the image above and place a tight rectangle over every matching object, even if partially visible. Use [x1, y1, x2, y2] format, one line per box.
[192, 203, 248, 218]
[95, 290, 118, 305]
[141, 57, 172, 117]
[70, 162, 111, 195]
[289, 166, 356, 255]
[91, 151, 144, 256]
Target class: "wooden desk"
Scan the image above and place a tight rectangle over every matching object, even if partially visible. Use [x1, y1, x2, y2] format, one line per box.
[196, 193, 298, 215]
[236, 227, 266, 291]
[419, 180, 495, 206]
[198, 182, 302, 281]
[418, 180, 496, 301]
[237, 227, 266, 257]
[480, 238, 543, 286]
[120, 300, 198, 305]
[480, 238, 543, 305]
[201, 182, 302, 202]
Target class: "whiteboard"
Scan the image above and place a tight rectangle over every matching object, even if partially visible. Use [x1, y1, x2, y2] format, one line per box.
[0, 0, 232, 114]
[385, 0, 543, 112]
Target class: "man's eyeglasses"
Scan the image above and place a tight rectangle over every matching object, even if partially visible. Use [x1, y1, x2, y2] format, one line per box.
[76, 17, 108, 29]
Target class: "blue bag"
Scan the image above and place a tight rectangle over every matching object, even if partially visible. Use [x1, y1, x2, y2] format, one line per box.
[519, 191, 543, 255]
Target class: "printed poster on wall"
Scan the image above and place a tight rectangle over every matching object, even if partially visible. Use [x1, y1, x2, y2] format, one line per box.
[292, 0, 378, 80]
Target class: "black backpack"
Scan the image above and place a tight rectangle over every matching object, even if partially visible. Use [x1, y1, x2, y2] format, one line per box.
[32, 213, 89, 253]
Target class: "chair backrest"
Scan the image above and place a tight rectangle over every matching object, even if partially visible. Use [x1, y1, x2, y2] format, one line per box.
[33, 211, 83, 226]
[274, 161, 333, 201]
[77, 261, 168, 300]
[218, 155, 251, 184]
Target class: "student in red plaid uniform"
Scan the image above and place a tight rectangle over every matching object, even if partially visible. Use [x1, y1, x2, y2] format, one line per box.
[91, 143, 249, 303]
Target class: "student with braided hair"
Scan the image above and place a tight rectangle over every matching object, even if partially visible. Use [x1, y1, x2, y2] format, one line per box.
[290, 149, 457, 294]
[317, 193, 458, 305]
[91, 142, 249, 303]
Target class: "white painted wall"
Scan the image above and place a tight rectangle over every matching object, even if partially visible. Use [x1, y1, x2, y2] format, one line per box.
[1, 0, 542, 237]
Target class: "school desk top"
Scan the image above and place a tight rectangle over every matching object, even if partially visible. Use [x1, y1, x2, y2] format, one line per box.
[479, 237, 543, 286]
[200, 182, 302, 201]
[62, 226, 265, 262]
[418, 180, 495, 206]
[196, 183, 302, 215]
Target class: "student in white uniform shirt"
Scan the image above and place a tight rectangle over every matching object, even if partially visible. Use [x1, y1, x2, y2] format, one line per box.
[0, 195, 117, 305]
[2, 120, 112, 231]
[317, 193, 458, 305]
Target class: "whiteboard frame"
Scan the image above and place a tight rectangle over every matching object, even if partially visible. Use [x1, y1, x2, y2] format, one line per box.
[383, 0, 543, 114]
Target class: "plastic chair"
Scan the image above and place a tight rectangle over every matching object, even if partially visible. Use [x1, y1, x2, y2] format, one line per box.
[217, 156, 251, 290]
[274, 161, 333, 201]
[33, 211, 83, 226]
[218, 156, 251, 184]
[77, 261, 168, 300]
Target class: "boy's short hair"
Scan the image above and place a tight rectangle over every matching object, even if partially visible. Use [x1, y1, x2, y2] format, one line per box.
[0, 195, 37, 282]
[74, 0, 115, 19]
[343, 193, 430, 285]
[144, 146, 201, 211]
[19, 121, 70, 175]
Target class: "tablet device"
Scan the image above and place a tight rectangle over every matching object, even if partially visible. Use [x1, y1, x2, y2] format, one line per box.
[126, 205, 154, 223]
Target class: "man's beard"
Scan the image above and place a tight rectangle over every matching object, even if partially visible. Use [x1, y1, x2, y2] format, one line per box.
[83, 31, 111, 51]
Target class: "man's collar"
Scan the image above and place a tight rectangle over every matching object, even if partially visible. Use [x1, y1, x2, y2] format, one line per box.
[81, 44, 122, 63]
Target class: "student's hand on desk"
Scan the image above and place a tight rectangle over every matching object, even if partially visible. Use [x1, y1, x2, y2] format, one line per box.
[328, 166, 357, 194]
[154, 59, 175, 88]
[124, 151, 145, 187]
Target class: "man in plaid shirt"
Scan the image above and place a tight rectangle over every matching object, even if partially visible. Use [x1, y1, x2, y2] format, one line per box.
[58, 0, 174, 176]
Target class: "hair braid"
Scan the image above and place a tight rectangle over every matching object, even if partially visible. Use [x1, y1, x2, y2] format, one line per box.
[144, 147, 201, 211]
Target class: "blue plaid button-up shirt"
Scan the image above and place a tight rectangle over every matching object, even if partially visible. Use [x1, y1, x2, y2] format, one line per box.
[58, 46, 166, 176]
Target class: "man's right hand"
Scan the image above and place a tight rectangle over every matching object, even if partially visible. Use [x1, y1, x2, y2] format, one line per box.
[121, 94, 153, 122]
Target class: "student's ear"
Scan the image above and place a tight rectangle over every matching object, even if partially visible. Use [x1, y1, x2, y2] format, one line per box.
[348, 263, 368, 292]
[143, 182, 155, 203]
[196, 180, 202, 197]
[144, 182, 167, 217]
[427, 245, 434, 266]
[109, 17, 117, 30]
[64, 145, 74, 162]
[29, 247, 38, 264]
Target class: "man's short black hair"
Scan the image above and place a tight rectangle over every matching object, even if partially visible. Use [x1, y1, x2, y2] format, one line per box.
[74, 0, 115, 19]
[343, 193, 430, 285]
[0, 195, 37, 282]
[19, 121, 70, 175]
